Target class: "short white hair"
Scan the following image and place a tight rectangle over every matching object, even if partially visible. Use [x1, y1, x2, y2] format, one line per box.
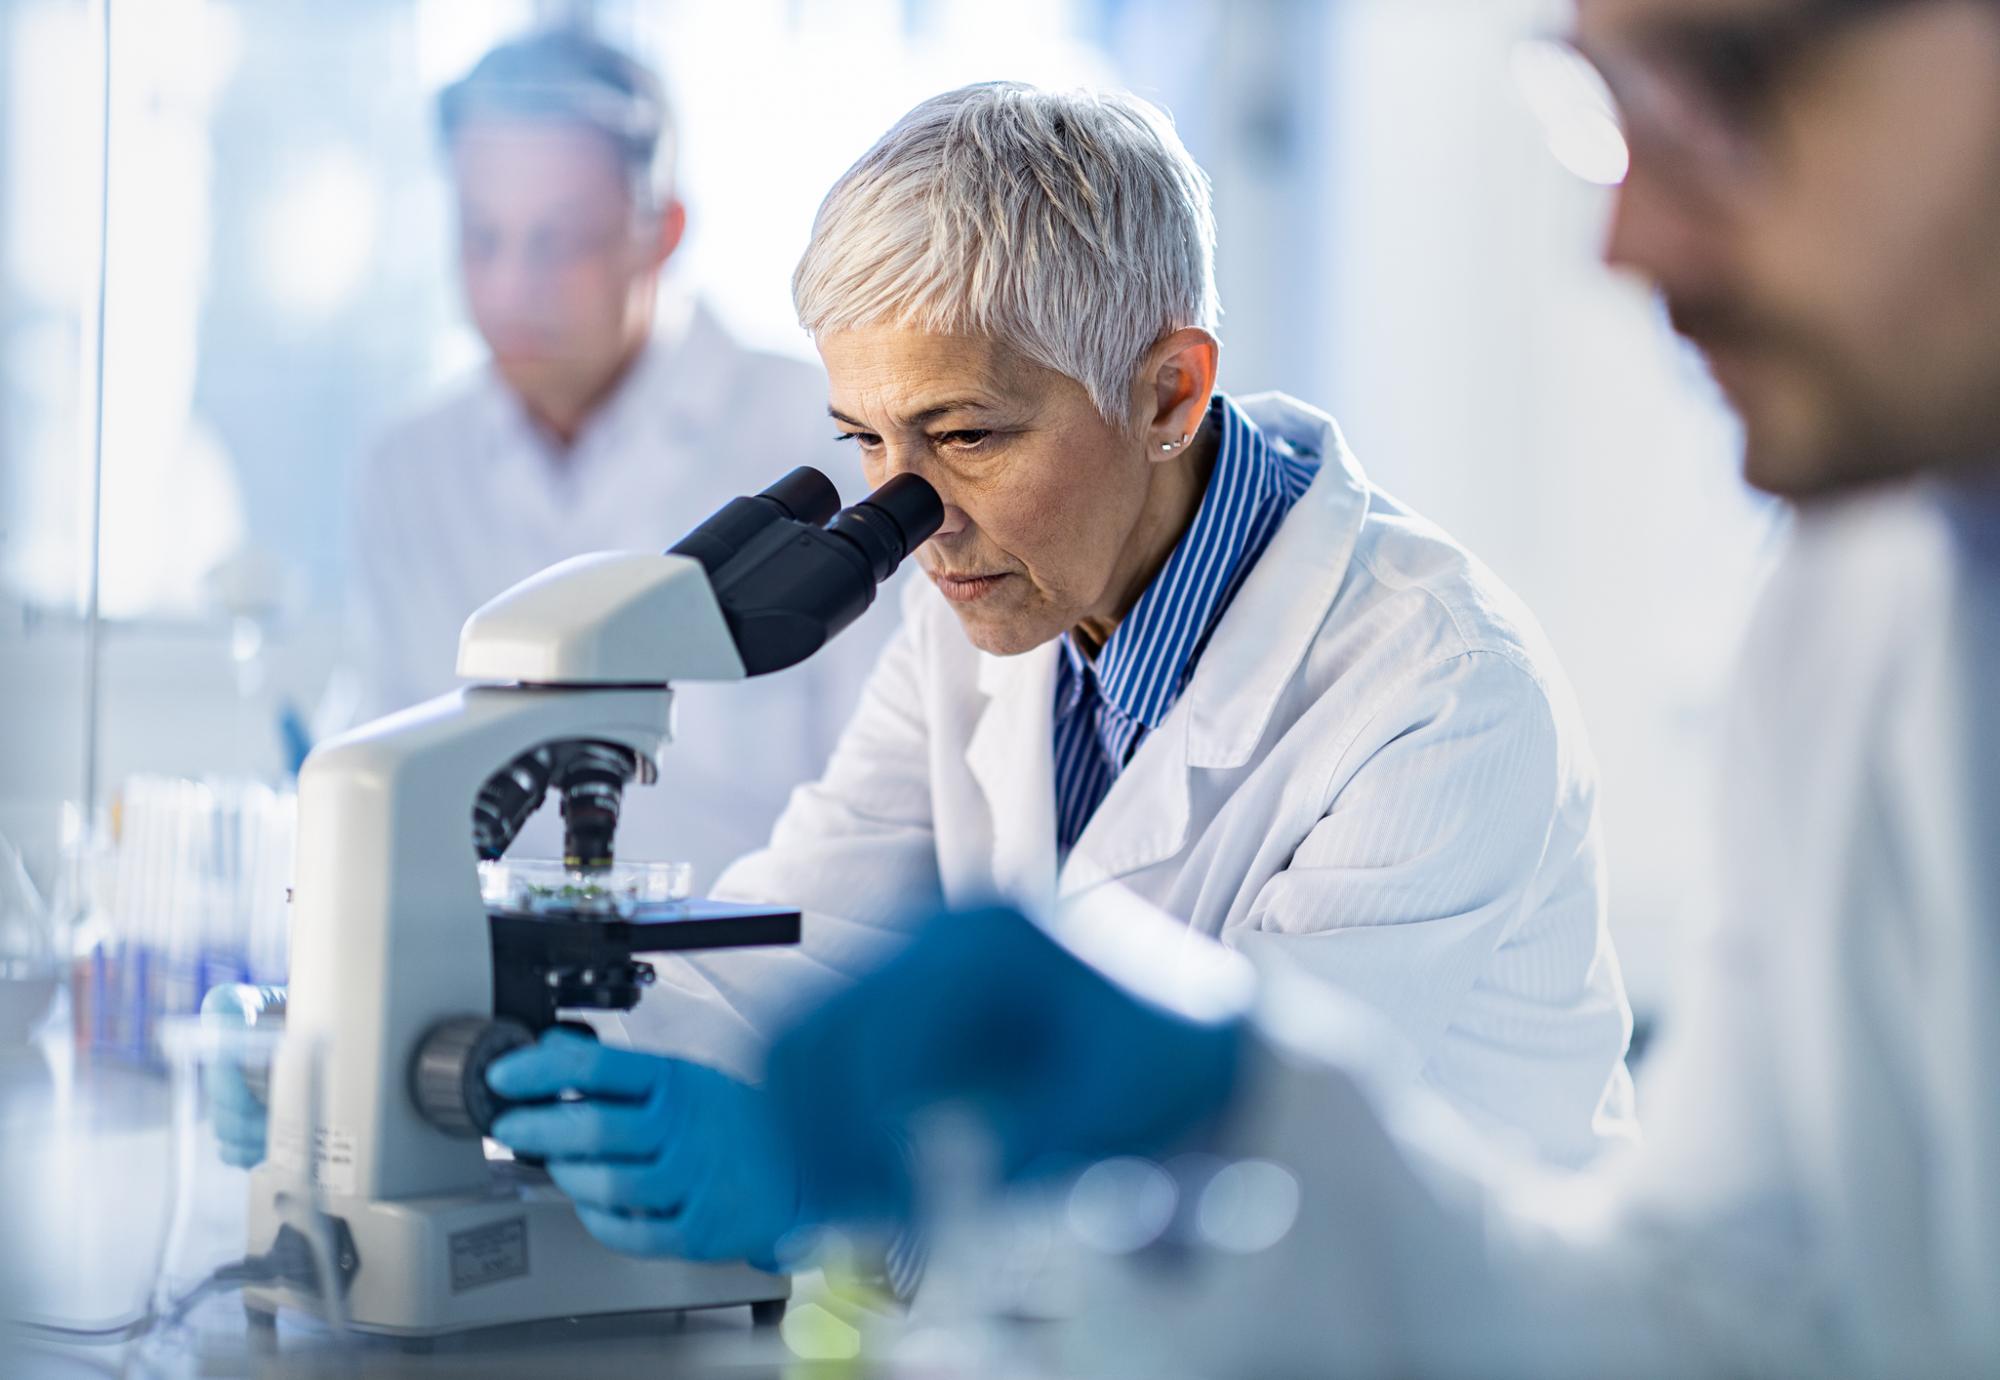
[793, 82, 1221, 426]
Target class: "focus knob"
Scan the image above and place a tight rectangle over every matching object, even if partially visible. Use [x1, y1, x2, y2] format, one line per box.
[410, 1015, 533, 1139]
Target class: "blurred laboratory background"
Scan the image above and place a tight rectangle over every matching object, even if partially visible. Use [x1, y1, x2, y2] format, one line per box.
[0, 0, 1768, 1063]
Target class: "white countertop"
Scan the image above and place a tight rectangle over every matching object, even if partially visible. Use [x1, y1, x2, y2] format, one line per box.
[0, 1019, 808, 1379]
[0, 1006, 1061, 1379]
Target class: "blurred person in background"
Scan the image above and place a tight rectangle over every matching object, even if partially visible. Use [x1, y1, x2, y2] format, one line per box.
[338, 27, 878, 887]
[489, 2, 2000, 1373]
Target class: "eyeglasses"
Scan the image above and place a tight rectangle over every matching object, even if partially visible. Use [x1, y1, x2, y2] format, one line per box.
[1520, 0, 1957, 195]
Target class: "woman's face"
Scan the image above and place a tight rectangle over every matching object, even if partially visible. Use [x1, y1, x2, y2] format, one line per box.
[819, 327, 1189, 656]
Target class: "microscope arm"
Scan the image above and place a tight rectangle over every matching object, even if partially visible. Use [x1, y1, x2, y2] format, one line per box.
[452, 466, 942, 869]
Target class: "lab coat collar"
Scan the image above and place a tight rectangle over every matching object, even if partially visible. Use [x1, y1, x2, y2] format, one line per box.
[1184, 393, 1370, 769]
[475, 288, 739, 503]
[1058, 396, 1369, 894]
[967, 393, 1372, 903]
[1085, 395, 1294, 732]
[640, 291, 740, 440]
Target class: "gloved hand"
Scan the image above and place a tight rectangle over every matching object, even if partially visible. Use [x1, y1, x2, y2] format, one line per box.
[198, 982, 286, 1169]
[762, 904, 1249, 1227]
[486, 1031, 807, 1268]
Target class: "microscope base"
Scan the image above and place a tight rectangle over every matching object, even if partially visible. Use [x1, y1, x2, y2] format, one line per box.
[244, 1165, 789, 1338]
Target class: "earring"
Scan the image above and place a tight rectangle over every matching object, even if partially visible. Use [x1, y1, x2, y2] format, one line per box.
[1159, 434, 1190, 454]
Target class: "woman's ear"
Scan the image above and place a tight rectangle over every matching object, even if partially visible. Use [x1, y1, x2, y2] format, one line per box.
[1140, 328, 1221, 457]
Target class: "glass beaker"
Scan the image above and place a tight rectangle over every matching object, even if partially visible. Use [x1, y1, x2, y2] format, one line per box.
[0, 835, 60, 1047]
[129, 1015, 349, 1374]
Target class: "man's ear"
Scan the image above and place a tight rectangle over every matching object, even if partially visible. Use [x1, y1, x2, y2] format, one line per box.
[648, 199, 688, 269]
[1138, 328, 1221, 456]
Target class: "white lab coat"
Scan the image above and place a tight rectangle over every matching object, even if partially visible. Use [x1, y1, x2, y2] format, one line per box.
[1069, 476, 2000, 1378]
[342, 298, 892, 890]
[625, 393, 1636, 1169]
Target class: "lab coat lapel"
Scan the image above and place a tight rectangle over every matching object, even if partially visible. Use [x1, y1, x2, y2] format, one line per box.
[642, 296, 737, 444]
[965, 645, 1061, 914]
[1059, 712, 1194, 899]
[568, 299, 737, 534]
[1185, 396, 1370, 769]
[1059, 396, 1371, 898]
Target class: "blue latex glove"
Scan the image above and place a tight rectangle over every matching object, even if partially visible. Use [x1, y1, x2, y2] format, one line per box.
[487, 1031, 806, 1268]
[198, 982, 285, 1169]
[762, 905, 1247, 1227]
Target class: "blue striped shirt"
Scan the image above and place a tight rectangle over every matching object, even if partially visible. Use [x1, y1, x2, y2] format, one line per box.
[1053, 395, 1320, 854]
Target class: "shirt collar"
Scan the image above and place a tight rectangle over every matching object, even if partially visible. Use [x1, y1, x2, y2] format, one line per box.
[1061, 394, 1310, 730]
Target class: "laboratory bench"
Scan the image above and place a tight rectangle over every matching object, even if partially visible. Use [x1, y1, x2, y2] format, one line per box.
[1, 1016, 1061, 1379]
[0, 1027, 808, 1379]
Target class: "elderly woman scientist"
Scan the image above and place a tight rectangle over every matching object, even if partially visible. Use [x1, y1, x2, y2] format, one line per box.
[488, 82, 1634, 1262]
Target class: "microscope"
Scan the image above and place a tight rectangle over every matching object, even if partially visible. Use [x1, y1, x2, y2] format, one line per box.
[243, 467, 942, 1340]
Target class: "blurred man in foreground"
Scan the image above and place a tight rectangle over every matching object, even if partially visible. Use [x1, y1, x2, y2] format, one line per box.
[342, 29, 877, 885]
[490, 1, 2000, 1373]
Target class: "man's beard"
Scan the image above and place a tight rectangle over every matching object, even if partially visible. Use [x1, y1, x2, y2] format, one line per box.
[1664, 286, 2000, 499]
[1666, 293, 1915, 499]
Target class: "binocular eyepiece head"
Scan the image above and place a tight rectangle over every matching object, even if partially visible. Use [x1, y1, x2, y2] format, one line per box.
[667, 467, 943, 678]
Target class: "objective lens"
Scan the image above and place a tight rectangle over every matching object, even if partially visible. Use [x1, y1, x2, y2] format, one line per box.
[554, 742, 640, 872]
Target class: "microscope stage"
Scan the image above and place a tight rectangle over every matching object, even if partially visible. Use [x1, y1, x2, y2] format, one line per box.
[487, 899, 802, 952]
[486, 899, 802, 1031]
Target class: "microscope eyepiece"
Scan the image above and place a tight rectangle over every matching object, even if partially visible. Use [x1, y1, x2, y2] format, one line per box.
[826, 473, 946, 583]
[759, 467, 841, 526]
[669, 466, 843, 578]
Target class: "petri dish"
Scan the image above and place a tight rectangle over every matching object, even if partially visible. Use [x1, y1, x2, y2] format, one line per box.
[479, 858, 694, 918]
